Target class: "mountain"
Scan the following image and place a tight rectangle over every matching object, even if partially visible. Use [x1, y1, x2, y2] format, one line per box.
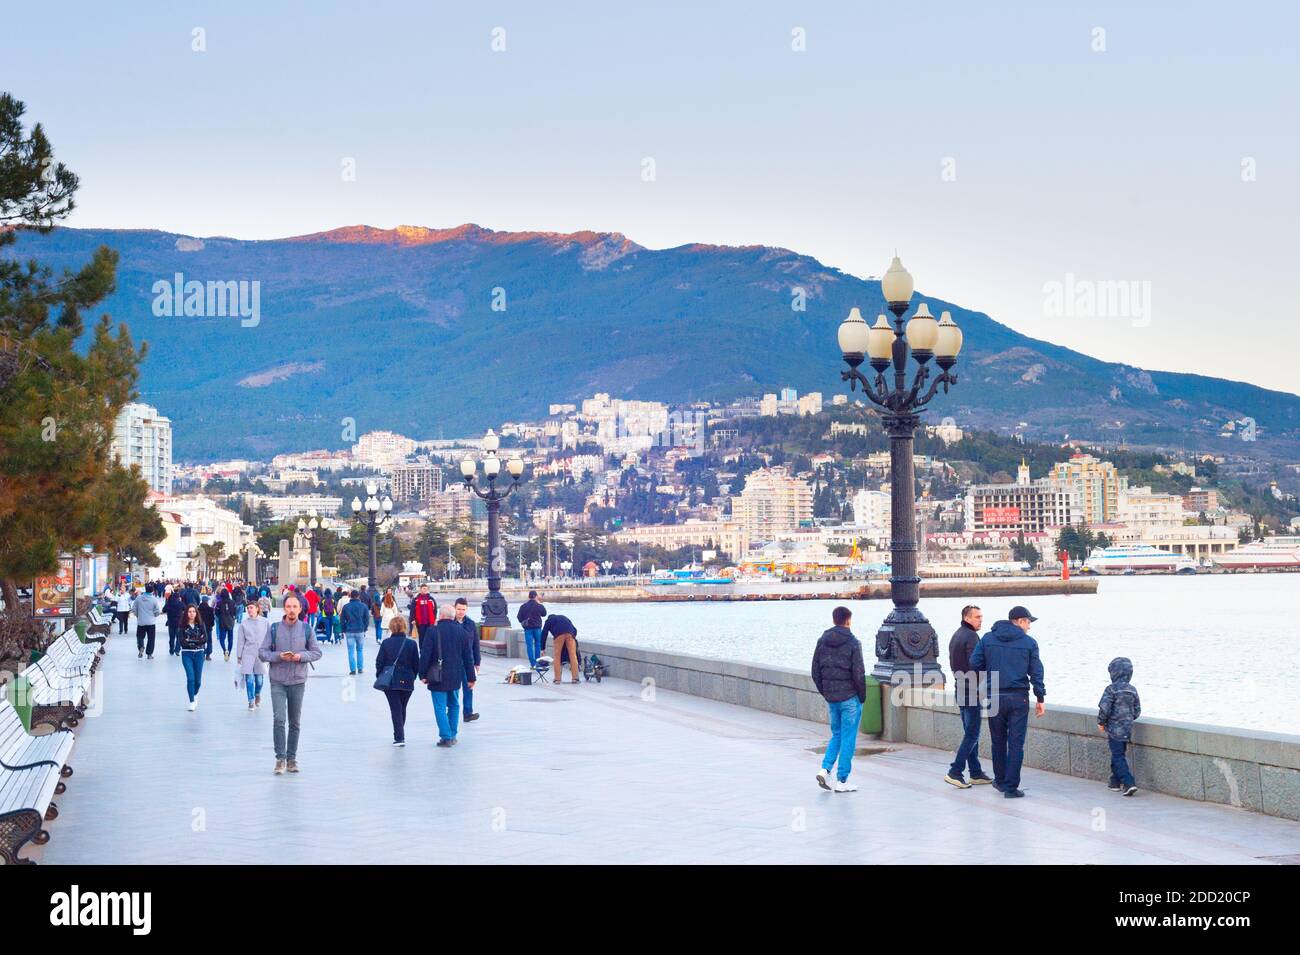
[10, 224, 1300, 460]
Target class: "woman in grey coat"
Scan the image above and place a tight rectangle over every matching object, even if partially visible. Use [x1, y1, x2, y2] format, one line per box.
[235, 600, 270, 709]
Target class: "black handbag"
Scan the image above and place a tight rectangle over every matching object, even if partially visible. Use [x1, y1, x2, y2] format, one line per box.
[374, 637, 414, 691]
[424, 627, 443, 685]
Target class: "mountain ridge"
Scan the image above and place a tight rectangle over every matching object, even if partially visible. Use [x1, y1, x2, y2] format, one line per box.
[8, 224, 1299, 460]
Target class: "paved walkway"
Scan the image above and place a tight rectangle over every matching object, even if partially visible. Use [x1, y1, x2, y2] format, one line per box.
[36, 616, 1300, 864]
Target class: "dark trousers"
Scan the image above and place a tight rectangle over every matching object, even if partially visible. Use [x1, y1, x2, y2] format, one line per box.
[948, 703, 985, 778]
[1108, 737, 1135, 787]
[384, 688, 412, 743]
[167, 623, 179, 654]
[988, 693, 1029, 790]
[115, 611, 130, 633]
[136, 624, 156, 656]
[463, 680, 474, 716]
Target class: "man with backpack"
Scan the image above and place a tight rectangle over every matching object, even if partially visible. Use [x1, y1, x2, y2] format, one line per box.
[257, 593, 322, 775]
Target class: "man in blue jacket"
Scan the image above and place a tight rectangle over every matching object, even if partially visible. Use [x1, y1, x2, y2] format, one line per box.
[340, 589, 371, 676]
[970, 605, 1046, 799]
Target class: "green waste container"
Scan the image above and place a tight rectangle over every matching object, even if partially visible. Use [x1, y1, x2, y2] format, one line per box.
[75, 620, 88, 642]
[860, 675, 882, 735]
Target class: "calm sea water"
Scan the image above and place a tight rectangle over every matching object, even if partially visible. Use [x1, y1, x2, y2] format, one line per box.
[551, 575, 1300, 734]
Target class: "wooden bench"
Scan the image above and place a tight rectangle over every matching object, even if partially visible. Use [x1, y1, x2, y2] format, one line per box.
[84, 608, 111, 641]
[42, 630, 100, 678]
[0, 696, 74, 864]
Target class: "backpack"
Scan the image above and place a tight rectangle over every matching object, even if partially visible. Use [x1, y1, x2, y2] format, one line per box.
[321, 596, 334, 615]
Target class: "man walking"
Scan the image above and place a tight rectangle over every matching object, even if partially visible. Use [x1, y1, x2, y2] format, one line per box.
[340, 588, 371, 675]
[944, 605, 994, 788]
[258, 593, 322, 775]
[454, 597, 481, 722]
[132, 584, 162, 659]
[419, 606, 477, 746]
[409, 583, 438, 637]
[516, 590, 547, 667]
[970, 605, 1046, 799]
[811, 606, 867, 793]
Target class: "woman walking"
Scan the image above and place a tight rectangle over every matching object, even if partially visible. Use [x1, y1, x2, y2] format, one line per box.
[198, 591, 216, 660]
[178, 604, 208, 711]
[234, 599, 269, 710]
[114, 586, 132, 634]
[371, 590, 384, 644]
[320, 588, 337, 644]
[164, 587, 185, 656]
[374, 617, 420, 745]
[379, 589, 400, 644]
[216, 590, 237, 661]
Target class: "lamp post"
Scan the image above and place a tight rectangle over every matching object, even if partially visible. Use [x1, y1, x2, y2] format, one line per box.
[296, 513, 320, 587]
[560, 560, 572, 579]
[351, 480, 394, 588]
[448, 558, 461, 580]
[623, 559, 635, 578]
[836, 254, 963, 686]
[529, 559, 542, 581]
[460, 430, 526, 627]
[601, 560, 613, 576]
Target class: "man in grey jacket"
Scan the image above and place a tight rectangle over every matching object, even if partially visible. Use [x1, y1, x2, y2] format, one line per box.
[258, 593, 322, 775]
[132, 586, 163, 659]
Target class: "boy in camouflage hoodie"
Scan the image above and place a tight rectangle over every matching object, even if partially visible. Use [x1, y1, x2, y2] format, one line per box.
[1098, 657, 1141, 796]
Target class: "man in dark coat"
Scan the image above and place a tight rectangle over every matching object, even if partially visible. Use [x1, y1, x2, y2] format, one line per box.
[970, 605, 1047, 798]
[945, 605, 994, 789]
[419, 606, 477, 746]
[454, 597, 481, 721]
[517, 590, 547, 666]
[811, 606, 867, 793]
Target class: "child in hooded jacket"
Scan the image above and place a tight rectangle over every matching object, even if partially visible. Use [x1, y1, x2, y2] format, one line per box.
[1098, 656, 1141, 796]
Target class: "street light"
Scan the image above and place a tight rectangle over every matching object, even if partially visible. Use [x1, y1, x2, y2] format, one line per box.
[461, 430, 527, 627]
[529, 559, 542, 580]
[296, 513, 320, 587]
[448, 558, 461, 580]
[837, 254, 962, 686]
[601, 560, 613, 575]
[351, 480, 394, 587]
[623, 559, 635, 577]
[560, 560, 572, 578]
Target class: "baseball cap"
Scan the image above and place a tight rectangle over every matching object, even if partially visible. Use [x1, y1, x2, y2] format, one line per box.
[1008, 605, 1038, 622]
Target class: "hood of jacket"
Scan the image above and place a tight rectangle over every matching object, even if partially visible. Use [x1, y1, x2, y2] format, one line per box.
[820, 625, 854, 648]
[990, 619, 1027, 642]
[1108, 656, 1133, 683]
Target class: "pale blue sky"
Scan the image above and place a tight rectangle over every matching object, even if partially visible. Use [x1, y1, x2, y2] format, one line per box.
[7, 0, 1298, 392]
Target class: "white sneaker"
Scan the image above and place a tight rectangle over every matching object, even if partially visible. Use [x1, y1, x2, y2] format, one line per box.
[187, 701, 197, 712]
[816, 767, 832, 791]
[833, 779, 857, 793]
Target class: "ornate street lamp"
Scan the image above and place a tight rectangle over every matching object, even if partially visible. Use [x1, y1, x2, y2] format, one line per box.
[623, 559, 635, 577]
[296, 512, 320, 587]
[448, 558, 461, 580]
[529, 559, 542, 580]
[837, 255, 963, 686]
[351, 480, 394, 588]
[461, 430, 526, 627]
[560, 560, 572, 578]
[601, 560, 613, 576]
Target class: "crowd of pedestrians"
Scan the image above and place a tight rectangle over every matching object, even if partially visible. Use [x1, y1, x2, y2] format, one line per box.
[107, 576, 516, 773]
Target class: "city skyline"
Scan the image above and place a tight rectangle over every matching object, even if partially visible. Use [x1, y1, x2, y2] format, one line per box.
[7, 1, 1299, 394]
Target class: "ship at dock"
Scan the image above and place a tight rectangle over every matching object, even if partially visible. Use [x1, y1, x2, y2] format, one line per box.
[1083, 544, 1197, 574]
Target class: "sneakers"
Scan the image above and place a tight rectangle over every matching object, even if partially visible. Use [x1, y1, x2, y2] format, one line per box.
[349, 670, 356, 676]
[1003, 788, 1026, 798]
[224, 652, 230, 662]
[274, 759, 286, 775]
[1123, 784, 1138, 797]
[248, 701, 255, 710]
[254, 695, 261, 708]
[833, 779, 858, 793]
[138, 649, 144, 658]
[816, 767, 832, 791]
[187, 700, 197, 712]
[436, 739, 452, 747]
[1107, 782, 1123, 792]
[286, 760, 299, 774]
[968, 773, 994, 785]
[944, 773, 972, 789]
[392, 740, 405, 747]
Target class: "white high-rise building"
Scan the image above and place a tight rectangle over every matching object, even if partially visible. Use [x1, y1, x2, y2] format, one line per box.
[731, 467, 813, 542]
[111, 402, 173, 495]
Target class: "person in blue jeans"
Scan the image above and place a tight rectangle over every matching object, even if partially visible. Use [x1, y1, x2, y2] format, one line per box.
[811, 606, 867, 793]
[340, 589, 371, 675]
[419, 607, 477, 746]
[516, 590, 547, 667]
[970, 606, 1047, 798]
[944, 605, 995, 788]
[177, 606, 208, 712]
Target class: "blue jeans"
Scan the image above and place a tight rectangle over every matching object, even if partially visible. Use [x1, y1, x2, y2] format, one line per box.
[374, 618, 383, 642]
[988, 694, 1030, 790]
[431, 688, 461, 741]
[524, 627, 542, 666]
[346, 632, 365, 672]
[181, 650, 205, 702]
[245, 673, 264, 703]
[218, 624, 234, 654]
[948, 704, 986, 778]
[1108, 737, 1135, 787]
[822, 697, 862, 782]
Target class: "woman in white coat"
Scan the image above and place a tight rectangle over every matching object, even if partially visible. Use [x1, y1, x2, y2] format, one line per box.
[234, 599, 270, 710]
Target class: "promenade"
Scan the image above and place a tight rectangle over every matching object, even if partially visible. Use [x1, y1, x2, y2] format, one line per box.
[36, 613, 1300, 865]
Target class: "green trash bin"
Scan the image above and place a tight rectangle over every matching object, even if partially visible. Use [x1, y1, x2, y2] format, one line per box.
[860, 675, 882, 735]
[75, 620, 88, 642]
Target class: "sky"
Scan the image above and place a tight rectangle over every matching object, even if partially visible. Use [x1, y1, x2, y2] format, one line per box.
[6, 0, 1299, 394]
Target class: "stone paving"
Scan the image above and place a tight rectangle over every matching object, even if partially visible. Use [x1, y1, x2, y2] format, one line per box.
[35, 615, 1300, 864]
